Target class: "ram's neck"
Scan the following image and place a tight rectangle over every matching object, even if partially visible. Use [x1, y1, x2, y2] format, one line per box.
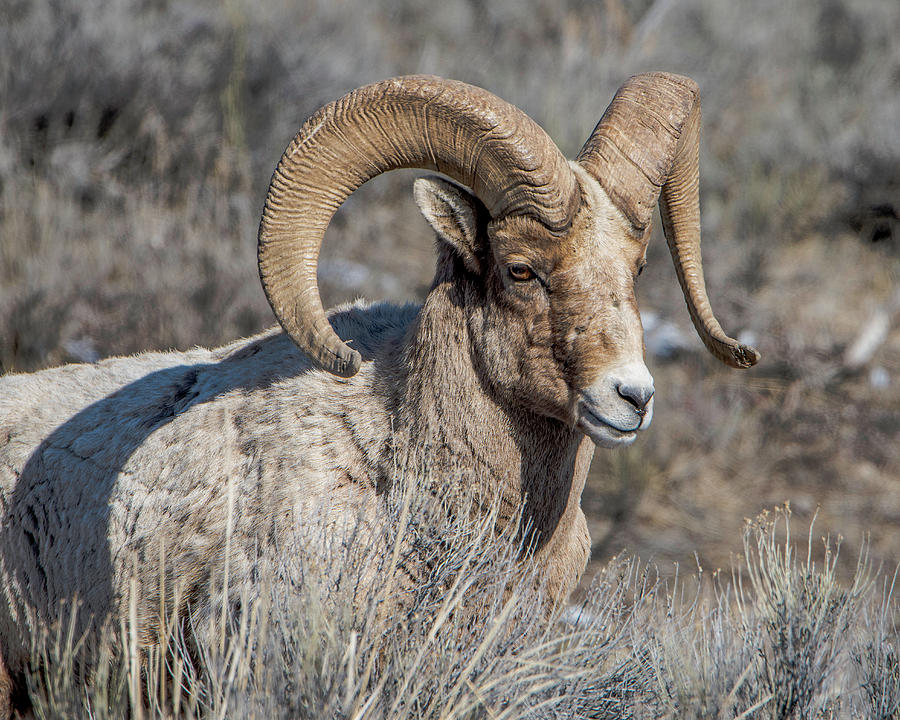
[397, 263, 594, 580]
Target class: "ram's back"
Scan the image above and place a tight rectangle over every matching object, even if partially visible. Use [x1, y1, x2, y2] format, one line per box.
[0, 300, 414, 668]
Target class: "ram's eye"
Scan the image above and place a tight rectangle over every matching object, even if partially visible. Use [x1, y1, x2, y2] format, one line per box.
[636, 262, 646, 277]
[507, 263, 535, 282]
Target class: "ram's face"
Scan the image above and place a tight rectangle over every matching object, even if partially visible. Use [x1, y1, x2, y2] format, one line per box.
[480, 165, 654, 447]
[415, 168, 655, 448]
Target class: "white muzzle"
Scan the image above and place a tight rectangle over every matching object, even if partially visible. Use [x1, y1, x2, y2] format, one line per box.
[576, 361, 654, 448]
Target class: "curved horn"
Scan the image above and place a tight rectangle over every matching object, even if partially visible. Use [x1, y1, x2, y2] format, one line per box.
[259, 74, 578, 377]
[576, 72, 759, 369]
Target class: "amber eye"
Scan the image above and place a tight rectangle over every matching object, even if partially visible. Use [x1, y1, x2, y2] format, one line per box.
[507, 263, 535, 282]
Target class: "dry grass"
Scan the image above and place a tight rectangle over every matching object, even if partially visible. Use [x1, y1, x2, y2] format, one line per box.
[15, 502, 900, 719]
[20, 477, 655, 719]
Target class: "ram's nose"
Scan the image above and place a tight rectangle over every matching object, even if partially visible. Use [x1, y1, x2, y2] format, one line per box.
[616, 381, 654, 416]
[610, 362, 655, 429]
[576, 362, 655, 447]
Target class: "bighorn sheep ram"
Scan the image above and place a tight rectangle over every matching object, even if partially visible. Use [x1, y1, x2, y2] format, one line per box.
[0, 73, 758, 713]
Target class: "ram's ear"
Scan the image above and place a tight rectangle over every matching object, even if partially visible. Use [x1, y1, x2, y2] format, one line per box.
[414, 176, 486, 275]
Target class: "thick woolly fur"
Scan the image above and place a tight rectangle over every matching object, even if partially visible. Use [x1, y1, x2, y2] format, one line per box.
[0, 169, 655, 708]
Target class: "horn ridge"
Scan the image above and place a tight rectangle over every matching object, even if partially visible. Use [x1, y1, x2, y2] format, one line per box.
[258, 74, 577, 376]
[577, 72, 759, 369]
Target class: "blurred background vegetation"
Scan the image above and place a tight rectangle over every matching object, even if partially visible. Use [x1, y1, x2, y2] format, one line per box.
[1, 0, 898, 588]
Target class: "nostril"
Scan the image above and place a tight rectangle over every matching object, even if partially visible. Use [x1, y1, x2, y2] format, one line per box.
[617, 383, 654, 413]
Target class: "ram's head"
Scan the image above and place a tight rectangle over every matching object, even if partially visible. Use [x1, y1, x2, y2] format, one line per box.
[258, 74, 759, 447]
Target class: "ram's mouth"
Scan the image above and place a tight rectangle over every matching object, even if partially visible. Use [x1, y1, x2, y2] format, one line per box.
[576, 403, 640, 448]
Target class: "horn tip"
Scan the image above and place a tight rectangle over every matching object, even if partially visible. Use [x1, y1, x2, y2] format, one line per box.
[329, 347, 363, 378]
[729, 343, 760, 369]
